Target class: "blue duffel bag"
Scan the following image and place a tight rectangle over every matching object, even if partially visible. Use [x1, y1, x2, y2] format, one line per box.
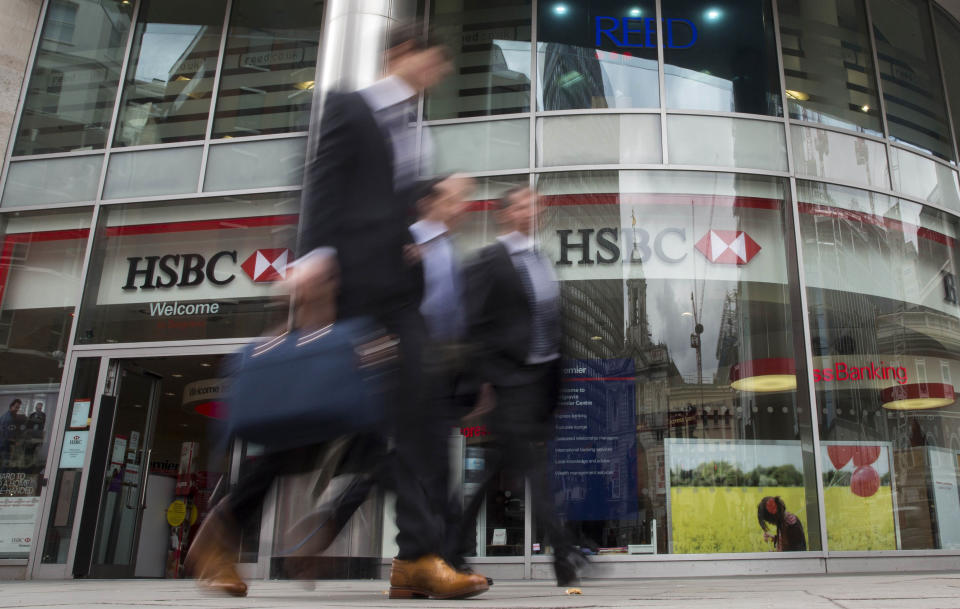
[225, 317, 397, 452]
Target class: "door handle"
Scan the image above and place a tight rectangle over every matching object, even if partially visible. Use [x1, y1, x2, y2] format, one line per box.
[138, 449, 153, 509]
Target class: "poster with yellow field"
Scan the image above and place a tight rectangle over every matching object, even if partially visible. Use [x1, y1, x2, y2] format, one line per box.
[665, 439, 810, 554]
[820, 442, 897, 551]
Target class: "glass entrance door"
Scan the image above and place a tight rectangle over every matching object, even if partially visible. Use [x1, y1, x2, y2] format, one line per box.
[88, 363, 160, 579]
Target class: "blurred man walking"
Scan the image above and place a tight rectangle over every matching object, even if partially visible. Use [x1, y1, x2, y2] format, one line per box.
[187, 23, 489, 601]
[297, 23, 488, 600]
[454, 186, 586, 586]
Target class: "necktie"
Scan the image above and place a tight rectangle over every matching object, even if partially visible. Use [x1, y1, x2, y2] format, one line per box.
[512, 249, 559, 360]
[422, 233, 464, 341]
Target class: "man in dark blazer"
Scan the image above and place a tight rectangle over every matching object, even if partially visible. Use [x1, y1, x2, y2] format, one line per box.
[451, 186, 586, 586]
[297, 24, 489, 600]
[186, 24, 488, 601]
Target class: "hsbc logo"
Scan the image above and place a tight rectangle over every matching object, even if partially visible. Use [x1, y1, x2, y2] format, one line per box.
[123, 248, 292, 291]
[241, 248, 290, 283]
[556, 227, 761, 266]
[694, 230, 761, 265]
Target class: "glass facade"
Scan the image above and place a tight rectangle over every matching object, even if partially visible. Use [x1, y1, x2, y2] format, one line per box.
[74, 193, 298, 344]
[663, 0, 782, 115]
[869, 0, 954, 160]
[12, 0, 133, 156]
[0, 208, 91, 559]
[427, 0, 532, 119]
[212, 0, 324, 137]
[537, 0, 659, 111]
[779, 0, 883, 135]
[3, 0, 960, 579]
[114, 0, 228, 147]
[531, 170, 821, 554]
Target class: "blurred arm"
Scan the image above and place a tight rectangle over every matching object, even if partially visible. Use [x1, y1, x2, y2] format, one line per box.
[299, 93, 354, 257]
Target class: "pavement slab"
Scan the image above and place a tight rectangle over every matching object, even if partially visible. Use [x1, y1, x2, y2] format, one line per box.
[0, 573, 958, 608]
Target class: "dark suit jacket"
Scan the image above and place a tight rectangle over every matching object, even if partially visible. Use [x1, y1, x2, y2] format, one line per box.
[465, 241, 537, 386]
[299, 90, 421, 320]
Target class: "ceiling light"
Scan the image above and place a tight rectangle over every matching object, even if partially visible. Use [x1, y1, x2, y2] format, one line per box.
[629, 7, 642, 17]
[861, 104, 871, 112]
[200, 363, 212, 368]
[881, 383, 955, 410]
[293, 80, 315, 91]
[730, 358, 797, 393]
[164, 392, 175, 397]
[591, 336, 603, 341]
[681, 311, 694, 317]
[171, 373, 183, 378]
[553, 3, 569, 15]
[785, 89, 810, 101]
[705, 8, 722, 21]
[175, 75, 191, 82]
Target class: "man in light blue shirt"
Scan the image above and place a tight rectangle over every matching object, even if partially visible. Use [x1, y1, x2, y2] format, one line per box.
[410, 175, 474, 341]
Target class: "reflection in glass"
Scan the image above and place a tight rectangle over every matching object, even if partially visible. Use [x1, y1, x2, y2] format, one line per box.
[426, 0, 531, 120]
[778, 0, 882, 135]
[869, 0, 953, 160]
[667, 115, 787, 171]
[933, 8, 960, 160]
[75, 193, 297, 344]
[538, 114, 662, 167]
[425, 119, 530, 174]
[212, 0, 324, 138]
[790, 124, 889, 189]
[537, 0, 659, 110]
[114, 0, 227, 147]
[799, 181, 960, 550]
[663, 0, 781, 115]
[0, 208, 92, 559]
[13, 0, 133, 156]
[517, 171, 822, 554]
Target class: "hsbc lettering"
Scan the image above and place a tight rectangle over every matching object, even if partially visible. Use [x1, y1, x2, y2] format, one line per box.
[556, 227, 762, 266]
[557, 227, 687, 266]
[122, 251, 237, 291]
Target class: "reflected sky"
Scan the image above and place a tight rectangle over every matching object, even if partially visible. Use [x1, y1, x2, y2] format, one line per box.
[134, 24, 204, 83]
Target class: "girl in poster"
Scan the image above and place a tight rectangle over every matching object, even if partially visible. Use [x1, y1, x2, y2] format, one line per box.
[758, 496, 806, 551]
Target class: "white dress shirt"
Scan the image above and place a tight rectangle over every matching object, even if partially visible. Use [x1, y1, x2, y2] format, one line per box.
[359, 75, 418, 191]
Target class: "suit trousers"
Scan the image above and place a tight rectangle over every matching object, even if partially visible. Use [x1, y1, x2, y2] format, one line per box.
[378, 306, 448, 560]
[222, 306, 444, 561]
[447, 360, 574, 577]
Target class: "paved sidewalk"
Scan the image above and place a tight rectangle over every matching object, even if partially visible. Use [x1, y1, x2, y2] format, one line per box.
[2, 573, 960, 609]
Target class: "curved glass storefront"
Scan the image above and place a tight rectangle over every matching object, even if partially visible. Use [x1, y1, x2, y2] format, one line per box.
[3, 0, 960, 577]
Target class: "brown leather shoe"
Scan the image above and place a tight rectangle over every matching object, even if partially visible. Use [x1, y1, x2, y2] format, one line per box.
[389, 554, 489, 599]
[195, 562, 248, 597]
[184, 503, 248, 598]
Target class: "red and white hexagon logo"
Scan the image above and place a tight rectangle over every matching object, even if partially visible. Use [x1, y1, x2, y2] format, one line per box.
[694, 230, 761, 265]
[241, 248, 291, 282]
